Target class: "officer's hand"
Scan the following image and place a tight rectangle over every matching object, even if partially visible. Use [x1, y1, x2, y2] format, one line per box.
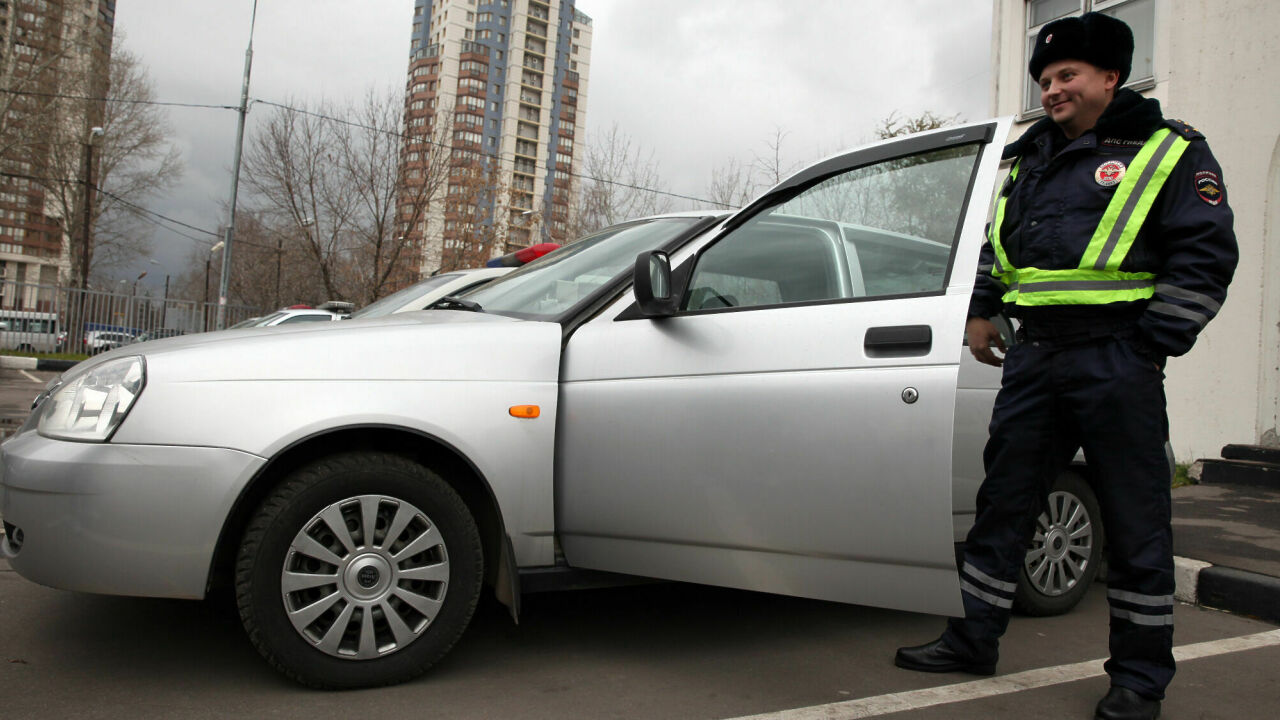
[966, 317, 1006, 367]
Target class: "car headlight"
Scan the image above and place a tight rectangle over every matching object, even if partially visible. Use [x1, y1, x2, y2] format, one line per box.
[38, 356, 146, 442]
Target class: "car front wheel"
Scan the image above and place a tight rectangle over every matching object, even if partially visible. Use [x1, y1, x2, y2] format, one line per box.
[1014, 469, 1104, 616]
[235, 451, 483, 688]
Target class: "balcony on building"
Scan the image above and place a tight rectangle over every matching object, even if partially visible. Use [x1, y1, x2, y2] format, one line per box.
[412, 43, 441, 63]
[460, 40, 491, 59]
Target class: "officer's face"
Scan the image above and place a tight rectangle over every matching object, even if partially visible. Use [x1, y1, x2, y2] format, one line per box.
[1038, 60, 1120, 139]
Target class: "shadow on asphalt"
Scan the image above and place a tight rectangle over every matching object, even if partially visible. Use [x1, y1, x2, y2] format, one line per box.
[14, 580, 909, 689]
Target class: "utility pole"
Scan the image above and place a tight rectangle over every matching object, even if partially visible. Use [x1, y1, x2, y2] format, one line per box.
[80, 126, 103, 290]
[216, 0, 258, 330]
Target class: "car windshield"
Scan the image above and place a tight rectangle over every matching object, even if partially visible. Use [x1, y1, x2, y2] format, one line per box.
[253, 312, 288, 326]
[461, 217, 704, 320]
[350, 273, 467, 319]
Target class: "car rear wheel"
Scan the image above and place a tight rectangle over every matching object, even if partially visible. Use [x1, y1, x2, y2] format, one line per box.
[235, 451, 483, 688]
[1014, 469, 1104, 616]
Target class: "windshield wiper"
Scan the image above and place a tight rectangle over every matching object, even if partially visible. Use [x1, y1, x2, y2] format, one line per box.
[431, 295, 484, 312]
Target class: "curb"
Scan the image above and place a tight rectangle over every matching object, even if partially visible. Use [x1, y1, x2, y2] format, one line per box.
[0, 356, 79, 372]
[1174, 555, 1280, 625]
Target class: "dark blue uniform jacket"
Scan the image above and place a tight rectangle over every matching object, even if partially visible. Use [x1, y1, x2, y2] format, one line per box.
[971, 89, 1238, 362]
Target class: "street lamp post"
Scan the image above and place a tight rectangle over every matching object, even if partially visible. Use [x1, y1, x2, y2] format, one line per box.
[148, 259, 170, 328]
[125, 270, 146, 334]
[205, 241, 225, 330]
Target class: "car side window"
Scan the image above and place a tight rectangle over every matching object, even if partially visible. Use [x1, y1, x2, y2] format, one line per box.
[682, 143, 981, 312]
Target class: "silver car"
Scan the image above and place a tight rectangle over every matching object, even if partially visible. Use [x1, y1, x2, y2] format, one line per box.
[0, 118, 1104, 688]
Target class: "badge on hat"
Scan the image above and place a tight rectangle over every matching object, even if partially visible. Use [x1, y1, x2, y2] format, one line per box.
[1195, 170, 1223, 205]
[1095, 160, 1126, 187]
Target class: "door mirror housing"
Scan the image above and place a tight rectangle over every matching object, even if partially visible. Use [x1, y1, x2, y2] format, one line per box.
[632, 250, 678, 317]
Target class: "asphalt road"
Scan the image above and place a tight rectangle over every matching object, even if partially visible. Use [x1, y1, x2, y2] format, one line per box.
[0, 367, 54, 430]
[1, 561, 1276, 720]
[1, 366, 1277, 718]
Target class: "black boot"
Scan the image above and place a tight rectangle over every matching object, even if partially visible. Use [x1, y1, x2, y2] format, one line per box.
[894, 638, 996, 675]
[1095, 687, 1161, 720]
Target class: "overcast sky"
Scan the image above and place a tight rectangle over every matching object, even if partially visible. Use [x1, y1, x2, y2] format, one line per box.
[113, 0, 993, 289]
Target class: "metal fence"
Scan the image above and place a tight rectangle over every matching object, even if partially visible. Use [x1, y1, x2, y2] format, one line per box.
[0, 279, 264, 356]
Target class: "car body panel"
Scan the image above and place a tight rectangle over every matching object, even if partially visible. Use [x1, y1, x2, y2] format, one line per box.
[555, 119, 1012, 617]
[106, 312, 565, 567]
[2, 119, 1016, 620]
[0, 433, 263, 598]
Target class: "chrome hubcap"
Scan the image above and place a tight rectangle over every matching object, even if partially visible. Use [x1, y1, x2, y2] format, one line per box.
[281, 495, 449, 660]
[1023, 490, 1093, 597]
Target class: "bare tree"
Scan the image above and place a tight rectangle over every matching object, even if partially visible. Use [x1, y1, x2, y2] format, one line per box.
[576, 123, 672, 233]
[2, 33, 181, 289]
[87, 45, 184, 283]
[873, 110, 962, 140]
[242, 100, 358, 302]
[752, 126, 802, 187]
[242, 92, 456, 306]
[433, 154, 509, 273]
[335, 92, 451, 304]
[0, 11, 111, 292]
[705, 157, 757, 210]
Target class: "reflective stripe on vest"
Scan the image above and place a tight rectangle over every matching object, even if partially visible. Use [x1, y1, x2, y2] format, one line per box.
[988, 127, 1190, 306]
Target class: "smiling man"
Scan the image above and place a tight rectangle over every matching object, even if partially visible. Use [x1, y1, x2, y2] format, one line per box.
[893, 12, 1237, 720]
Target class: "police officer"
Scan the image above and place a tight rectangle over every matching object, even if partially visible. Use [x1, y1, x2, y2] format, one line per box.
[893, 12, 1237, 720]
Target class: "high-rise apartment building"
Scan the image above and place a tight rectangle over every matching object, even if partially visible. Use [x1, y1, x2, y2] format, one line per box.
[0, 0, 115, 306]
[398, 0, 592, 276]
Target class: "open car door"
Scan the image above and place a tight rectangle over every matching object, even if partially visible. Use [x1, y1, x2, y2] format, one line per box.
[557, 119, 1012, 616]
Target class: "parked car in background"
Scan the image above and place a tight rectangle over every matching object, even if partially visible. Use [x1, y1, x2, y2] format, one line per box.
[348, 268, 513, 320]
[129, 329, 186, 345]
[4, 119, 1108, 690]
[0, 310, 62, 353]
[246, 308, 348, 327]
[349, 245, 560, 320]
[82, 330, 134, 355]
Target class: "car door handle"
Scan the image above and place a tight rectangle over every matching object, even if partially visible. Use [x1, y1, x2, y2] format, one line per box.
[864, 325, 932, 357]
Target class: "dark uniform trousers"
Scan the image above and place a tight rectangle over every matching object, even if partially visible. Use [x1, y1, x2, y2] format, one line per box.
[941, 332, 1176, 700]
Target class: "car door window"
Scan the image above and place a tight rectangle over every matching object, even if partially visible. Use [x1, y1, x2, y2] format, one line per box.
[683, 143, 981, 311]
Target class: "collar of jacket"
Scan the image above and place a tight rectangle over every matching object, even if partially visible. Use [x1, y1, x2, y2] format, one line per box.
[1001, 89, 1165, 160]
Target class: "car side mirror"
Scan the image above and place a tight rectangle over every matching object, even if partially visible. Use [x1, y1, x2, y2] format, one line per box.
[632, 250, 678, 317]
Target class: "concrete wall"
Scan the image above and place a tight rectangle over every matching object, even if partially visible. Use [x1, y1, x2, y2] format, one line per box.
[991, 0, 1280, 459]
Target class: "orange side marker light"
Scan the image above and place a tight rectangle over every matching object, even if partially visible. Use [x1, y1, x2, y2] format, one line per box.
[509, 405, 540, 419]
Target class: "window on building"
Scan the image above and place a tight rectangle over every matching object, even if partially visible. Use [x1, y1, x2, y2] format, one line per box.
[1023, 0, 1155, 115]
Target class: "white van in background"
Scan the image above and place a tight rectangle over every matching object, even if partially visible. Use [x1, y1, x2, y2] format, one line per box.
[0, 310, 62, 353]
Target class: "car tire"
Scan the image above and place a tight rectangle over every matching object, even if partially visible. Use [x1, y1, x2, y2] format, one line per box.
[1013, 469, 1104, 617]
[235, 451, 483, 689]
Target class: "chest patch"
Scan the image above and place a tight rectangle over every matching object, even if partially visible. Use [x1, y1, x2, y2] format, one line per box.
[1195, 170, 1223, 206]
[1095, 160, 1126, 187]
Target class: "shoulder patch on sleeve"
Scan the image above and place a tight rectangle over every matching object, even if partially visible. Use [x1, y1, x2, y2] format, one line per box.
[1164, 118, 1205, 140]
[1195, 170, 1224, 205]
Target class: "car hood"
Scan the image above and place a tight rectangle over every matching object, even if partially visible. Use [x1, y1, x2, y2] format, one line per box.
[80, 311, 561, 384]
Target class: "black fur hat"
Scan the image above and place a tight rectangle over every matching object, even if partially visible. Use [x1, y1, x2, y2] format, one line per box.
[1029, 12, 1134, 85]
